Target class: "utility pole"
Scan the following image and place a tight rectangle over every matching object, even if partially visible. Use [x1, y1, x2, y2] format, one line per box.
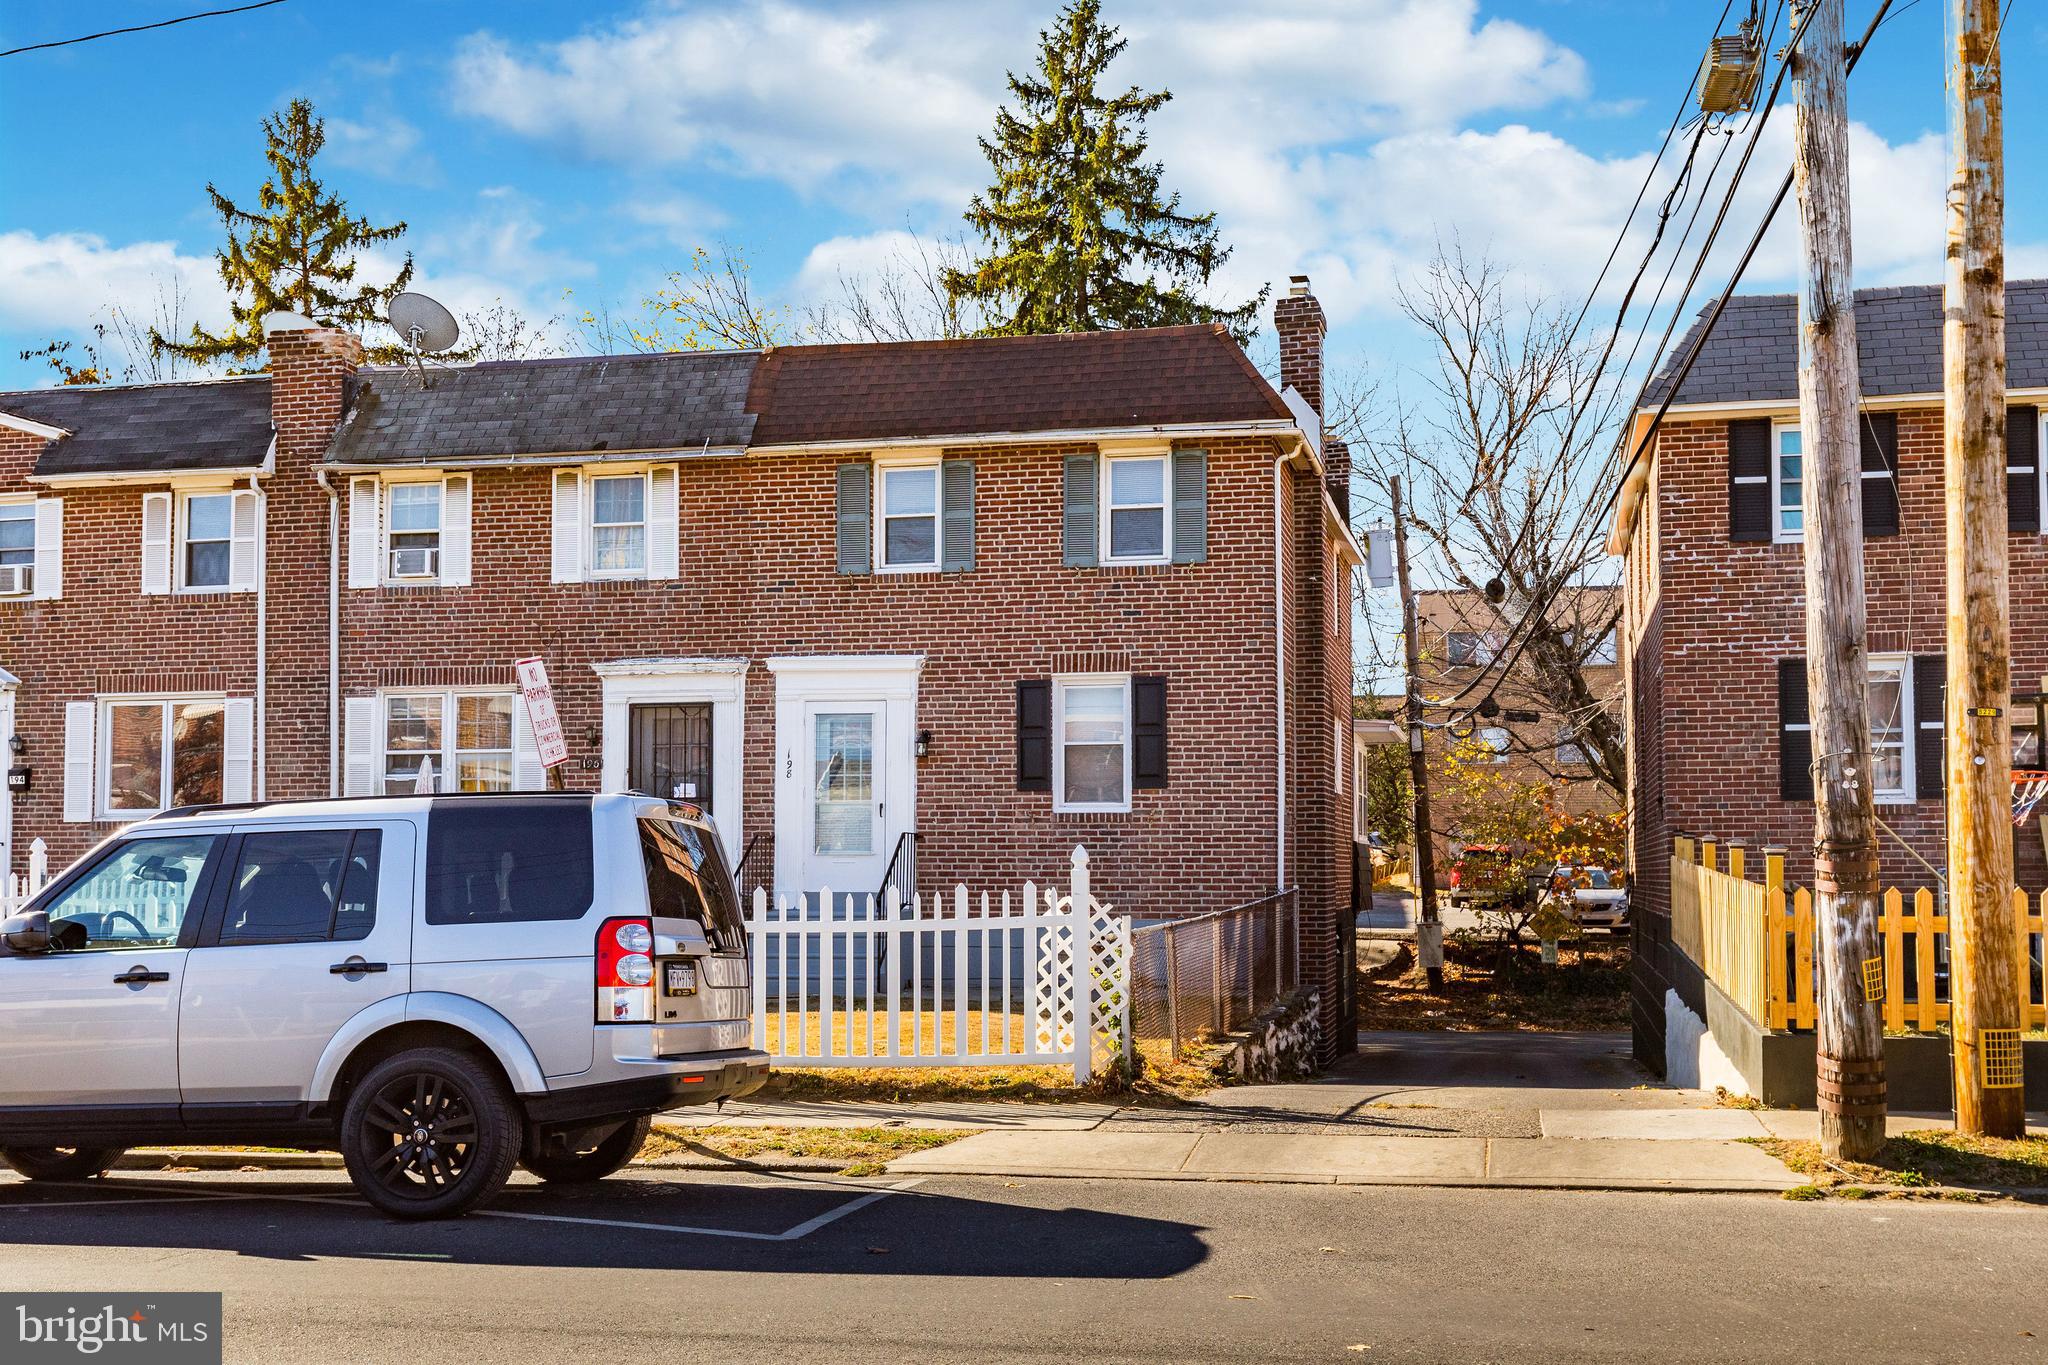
[1390, 476, 1444, 990]
[1790, 0, 1887, 1160]
[1944, 0, 2024, 1138]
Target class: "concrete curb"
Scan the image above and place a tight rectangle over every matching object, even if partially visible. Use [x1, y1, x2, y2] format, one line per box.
[116, 1148, 876, 1176]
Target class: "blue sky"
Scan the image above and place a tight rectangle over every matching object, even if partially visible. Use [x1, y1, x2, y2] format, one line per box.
[2, 0, 2042, 393]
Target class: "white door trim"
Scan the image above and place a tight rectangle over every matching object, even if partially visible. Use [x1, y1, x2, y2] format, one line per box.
[0, 672, 16, 881]
[593, 657, 748, 860]
[766, 655, 922, 897]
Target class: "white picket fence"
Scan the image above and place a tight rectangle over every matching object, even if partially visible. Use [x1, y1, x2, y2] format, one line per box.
[745, 846, 1129, 1082]
[0, 837, 189, 937]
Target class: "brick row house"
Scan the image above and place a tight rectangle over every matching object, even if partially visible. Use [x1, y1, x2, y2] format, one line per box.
[1609, 279, 2048, 1065]
[0, 281, 1363, 1056]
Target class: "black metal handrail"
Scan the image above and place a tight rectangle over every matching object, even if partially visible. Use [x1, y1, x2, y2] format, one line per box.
[733, 831, 773, 906]
[876, 829, 918, 909]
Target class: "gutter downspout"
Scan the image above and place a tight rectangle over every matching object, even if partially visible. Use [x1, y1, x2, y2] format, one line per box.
[252, 475, 268, 799]
[1274, 451, 1290, 892]
[314, 469, 341, 797]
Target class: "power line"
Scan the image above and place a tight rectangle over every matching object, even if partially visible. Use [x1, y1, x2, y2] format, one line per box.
[1, 0, 289, 59]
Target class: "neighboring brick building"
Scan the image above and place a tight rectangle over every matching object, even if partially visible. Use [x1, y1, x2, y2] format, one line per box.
[0, 282, 1363, 1057]
[1608, 279, 2048, 1065]
[1405, 586, 1623, 825]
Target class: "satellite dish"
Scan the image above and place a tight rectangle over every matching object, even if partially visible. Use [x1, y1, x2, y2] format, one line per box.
[388, 292, 460, 355]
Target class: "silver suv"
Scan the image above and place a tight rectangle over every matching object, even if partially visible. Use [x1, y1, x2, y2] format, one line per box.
[0, 793, 768, 1219]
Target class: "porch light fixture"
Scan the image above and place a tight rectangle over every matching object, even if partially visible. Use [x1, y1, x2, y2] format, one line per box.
[916, 729, 932, 760]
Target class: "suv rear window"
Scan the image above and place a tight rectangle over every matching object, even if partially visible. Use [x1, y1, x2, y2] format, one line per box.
[638, 817, 746, 952]
[426, 799, 594, 925]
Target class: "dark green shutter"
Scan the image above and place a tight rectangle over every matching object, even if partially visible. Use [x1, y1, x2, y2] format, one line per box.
[1729, 418, 1772, 542]
[1779, 659, 1813, 801]
[1913, 655, 1944, 800]
[1132, 676, 1168, 788]
[941, 458, 975, 572]
[1170, 449, 1207, 564]
[2010, 405, 2040, 534]
[1062, 453, 1099, 567]
[1016, 680, 1051, 791]
[836, 462, 871, 574]
[1860, 412, 1899, 536]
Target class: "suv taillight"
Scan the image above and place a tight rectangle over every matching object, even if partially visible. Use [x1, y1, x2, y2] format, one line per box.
[596, 916, 655, 1024]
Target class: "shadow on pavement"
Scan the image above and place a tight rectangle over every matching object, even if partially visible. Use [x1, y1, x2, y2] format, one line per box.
[0, 1171, 1211, 1279]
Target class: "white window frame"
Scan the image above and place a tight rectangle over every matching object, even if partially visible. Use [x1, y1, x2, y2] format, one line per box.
[874, 455, 943, 573]
[383, 478, 444, 583]
[174, 489, 237, 594]
[1100, 453, 1172, 565]
[586, 470, 651, 580]
[2031, 408, 2048, 528]
[1772, 416, 1893, 545]
[0, 497, 34, 596]
[380, 691, 518, 795]
[1866, 653, 1913, 806]
[97, 693, 228, 820]
[1052, 672, 1134, 814]
[1478, 726, 1512, 763]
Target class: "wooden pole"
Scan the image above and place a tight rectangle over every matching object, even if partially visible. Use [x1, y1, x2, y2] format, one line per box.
[1944, 0, 2025, 1138]
[1790, 0, 1887, 1160]
[1390, 476, 1445, 989]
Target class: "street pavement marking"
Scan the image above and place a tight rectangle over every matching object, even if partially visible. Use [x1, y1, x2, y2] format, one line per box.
[4, 1174, 928, 1243]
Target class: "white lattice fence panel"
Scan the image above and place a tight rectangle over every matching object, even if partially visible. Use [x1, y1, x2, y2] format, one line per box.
[1087, 900, 1131, 1072]
[1033, 892, 1078, 1055]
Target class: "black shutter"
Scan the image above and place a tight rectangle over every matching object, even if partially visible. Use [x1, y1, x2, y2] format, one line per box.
[1860, 411, 1899, 537]
[2010, 405, 2040, 534]
[1728, 418, 1772, 542]
[1132, 676, 1168, 789]
[1016, 680, 1051, 791]
[1779, 658, 1813, 801]
[1913, 655, 1945, 800]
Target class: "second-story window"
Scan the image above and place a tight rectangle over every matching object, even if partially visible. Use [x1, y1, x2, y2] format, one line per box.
[387, 483, 442, 580]
[1104, 454, 1169, 563]
[878, 460, 940, 570]
[0, 501, 34, 596]
[1772, 422, 1804, 542]
[589, 474, 648, 576]
[181, 493, 233, 590]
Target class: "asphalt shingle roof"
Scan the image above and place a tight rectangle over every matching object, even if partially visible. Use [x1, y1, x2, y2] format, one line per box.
[744, 325, 1291, 446]
[1644, 279, 2048, 407]
[326, 351, 760, 466]
[0, 377, 273, 477]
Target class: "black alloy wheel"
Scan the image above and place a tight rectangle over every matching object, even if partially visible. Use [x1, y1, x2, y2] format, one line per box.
[340, 1047, 519, 1220]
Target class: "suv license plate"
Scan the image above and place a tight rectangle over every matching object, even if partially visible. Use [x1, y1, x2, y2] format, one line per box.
[664, 961, 698, 996]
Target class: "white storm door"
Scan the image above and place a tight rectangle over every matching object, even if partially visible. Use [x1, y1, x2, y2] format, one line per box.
[799, 702, 887, 900]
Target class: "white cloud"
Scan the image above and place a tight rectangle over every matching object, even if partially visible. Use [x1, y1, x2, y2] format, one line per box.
[0, 230, 227, 336]
[326, 113, 442, 187]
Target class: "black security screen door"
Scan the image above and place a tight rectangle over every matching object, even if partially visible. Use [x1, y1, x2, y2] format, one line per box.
[628, 703, 713, 807]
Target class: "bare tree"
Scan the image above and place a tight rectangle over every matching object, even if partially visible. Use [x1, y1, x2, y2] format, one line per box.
[460, 301, 567, 362]
[21, 280, 218, 386]
[571, 242, 790, 354]
[1355, 245, 1629, 803]
[803, 231, 996, 343]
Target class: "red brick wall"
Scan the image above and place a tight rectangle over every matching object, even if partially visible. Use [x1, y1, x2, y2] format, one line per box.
[1631, 407, 2048, 917]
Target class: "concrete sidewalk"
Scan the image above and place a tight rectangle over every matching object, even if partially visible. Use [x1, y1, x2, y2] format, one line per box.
[883, 1129, 1803, 1192]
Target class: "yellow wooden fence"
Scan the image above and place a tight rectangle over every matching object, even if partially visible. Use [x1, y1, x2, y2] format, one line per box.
[1670, 836, 2048, 1034]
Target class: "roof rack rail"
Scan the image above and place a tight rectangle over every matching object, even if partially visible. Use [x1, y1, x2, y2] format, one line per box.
[141, 789, 597, 820]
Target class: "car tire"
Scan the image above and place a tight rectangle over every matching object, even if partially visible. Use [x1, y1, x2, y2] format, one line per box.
[0, 1146, 126, 1181]
[339, 1047, 521, 1221]
[520, 1115, 654, 1184]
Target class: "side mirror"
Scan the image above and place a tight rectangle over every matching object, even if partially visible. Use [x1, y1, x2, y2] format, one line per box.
[1, 910, 49, 954]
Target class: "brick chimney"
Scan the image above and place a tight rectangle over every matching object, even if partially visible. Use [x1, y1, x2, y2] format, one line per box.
[1272, 274, 1326, 419]
[265, 312, 362, 453]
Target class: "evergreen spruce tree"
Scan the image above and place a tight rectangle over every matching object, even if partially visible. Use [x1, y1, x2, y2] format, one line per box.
[156, 98, 414, 366]
[944, 0, 1265, 341]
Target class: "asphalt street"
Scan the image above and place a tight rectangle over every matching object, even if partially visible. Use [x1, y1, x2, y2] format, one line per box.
[0, 1166, 2039, 1364]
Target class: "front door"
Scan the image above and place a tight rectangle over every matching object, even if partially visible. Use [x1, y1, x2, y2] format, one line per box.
[629, 703, 713, 806]
[0, 831, 223, 1110]
[177, 821, 415, 1109]
[801, 702, 887, 901]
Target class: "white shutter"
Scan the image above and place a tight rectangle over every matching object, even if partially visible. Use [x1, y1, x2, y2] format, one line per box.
[343, 696, 379, 796]
[228, 490, 261, 591]
[440, 474, 472, 586]
[139, 492, 171, 595]
[33, 498, 63, 600]
[512, 692, 546, 790]
[63, 701, 94, 822]
[222, 697, 255, 802]
[551, 471, 584, 583]
[348, 478, 381, 589]
[648, 465, 680, 580]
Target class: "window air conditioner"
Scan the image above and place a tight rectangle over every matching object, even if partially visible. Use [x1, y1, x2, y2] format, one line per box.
[0, 564, 33, 596]
[389, 546, 439, 579]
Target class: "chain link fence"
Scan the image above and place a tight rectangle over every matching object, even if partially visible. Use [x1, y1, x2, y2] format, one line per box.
[1128, 889, 1299, 1061]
